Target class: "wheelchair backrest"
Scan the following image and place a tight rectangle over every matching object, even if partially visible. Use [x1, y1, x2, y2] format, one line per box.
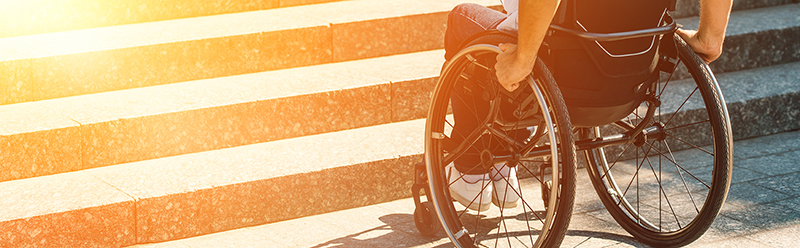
[544, 0, 672, 126]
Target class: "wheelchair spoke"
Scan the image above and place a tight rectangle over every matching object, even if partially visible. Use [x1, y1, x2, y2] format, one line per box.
[598, 140, 636, 181]
[642, 152, 683, 230]
[661, 140, 702, 213]
[664, 132, 714, 156]
[440, 98, 500, 170]
[486, 125, 525, 151]
[655, 57, 684, 100]
[441, 130, 485, 168]
[609, 144, 676, 231]
[518, 162, 545, 185]
[663, 119, 711, 132]
[662, 86, 700, 128]
[643, 140, 713, 190]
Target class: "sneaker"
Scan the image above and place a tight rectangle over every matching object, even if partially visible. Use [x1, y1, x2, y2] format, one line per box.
[446, 163, 492, 211]
[491, 163, 520, 209]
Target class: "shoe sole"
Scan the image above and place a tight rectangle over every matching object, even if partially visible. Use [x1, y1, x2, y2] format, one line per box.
[449, 188, 491, 212]
[492, 179, 520, 209]
[491, 196, 519, 209]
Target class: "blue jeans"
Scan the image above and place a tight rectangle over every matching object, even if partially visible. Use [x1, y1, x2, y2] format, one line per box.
[444, 3, 506, 60]
[444, 3, 529, 175]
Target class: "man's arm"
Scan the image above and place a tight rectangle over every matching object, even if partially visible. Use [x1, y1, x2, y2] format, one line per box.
[495, 0, 561, 92]
[676, 0, 734, 64]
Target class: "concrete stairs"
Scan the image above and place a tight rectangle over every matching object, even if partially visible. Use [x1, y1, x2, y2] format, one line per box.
[0, 0, 798, 246]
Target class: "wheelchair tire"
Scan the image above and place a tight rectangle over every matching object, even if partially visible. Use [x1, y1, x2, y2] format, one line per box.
[424, 33, 576, 248]
[582, 33, 733, 247]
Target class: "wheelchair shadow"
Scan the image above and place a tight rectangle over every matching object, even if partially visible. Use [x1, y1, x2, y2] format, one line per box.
[309, 213, 648, 248]
[309, 213, 450, 248]
[563, 230, 648, 247]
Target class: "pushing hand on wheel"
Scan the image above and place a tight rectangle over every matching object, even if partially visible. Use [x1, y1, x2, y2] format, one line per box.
[495, 43, 535, 92]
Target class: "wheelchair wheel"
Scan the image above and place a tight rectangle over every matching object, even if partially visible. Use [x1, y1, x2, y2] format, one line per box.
[582, 33, 733, 247]
[425, 34, 576, 248]
[414, 201, 440, 237]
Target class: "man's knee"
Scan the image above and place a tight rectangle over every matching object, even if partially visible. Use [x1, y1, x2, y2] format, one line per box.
[451, 3, 483, 14]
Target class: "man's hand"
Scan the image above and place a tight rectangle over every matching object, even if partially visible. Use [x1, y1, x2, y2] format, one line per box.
[676, 29, 724, 64]
[493, 0, 559, 92]
[677, 0, 733, 64]
[495, 43, 536, 92]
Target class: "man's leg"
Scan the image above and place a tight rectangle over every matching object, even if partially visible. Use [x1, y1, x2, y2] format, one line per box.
[445, 3, 506, 175]
[444, 3, 525, 210]
[444, 3, 506, 60]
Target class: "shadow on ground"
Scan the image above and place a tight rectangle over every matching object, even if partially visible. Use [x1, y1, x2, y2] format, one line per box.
[309, 213, 649, 248]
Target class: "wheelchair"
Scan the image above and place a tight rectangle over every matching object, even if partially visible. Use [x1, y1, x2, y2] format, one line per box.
[411, 0, 733, 247]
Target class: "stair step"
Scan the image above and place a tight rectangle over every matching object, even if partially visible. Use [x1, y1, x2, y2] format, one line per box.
[677, 3, 800, 76]
[0, 171, 135, 247]
[0, 50, 444, 182]
[2, 61, 799, 247]
[714, 61, 800, 139]
[0, 0, 347, 38]
[672, 0, 794, 18]
[0, 0, 496, 105]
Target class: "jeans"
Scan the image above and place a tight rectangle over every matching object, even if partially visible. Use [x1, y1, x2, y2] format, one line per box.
[444, 3, 529, 175]
[444, 3, 506, 60]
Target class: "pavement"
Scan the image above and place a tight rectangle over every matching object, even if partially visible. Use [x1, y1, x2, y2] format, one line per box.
[129, 129, 800, 248]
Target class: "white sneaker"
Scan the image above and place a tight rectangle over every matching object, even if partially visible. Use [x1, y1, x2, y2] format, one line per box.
[446, 163, 492, 211]
[491, 163, 520, 209]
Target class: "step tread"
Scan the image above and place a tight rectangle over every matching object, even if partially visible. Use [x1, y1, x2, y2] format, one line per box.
[0, 0, 346, 38]
[678, 3, 800, 36]
[715, 61, 800, 103]
[0, 0, 490, 61]
[672, 0, 794, 18]
[0, 101, 79, 135]
[84, 117, 425, 200]
[6, 49, 443, 129]
[0, 171, 132, 221]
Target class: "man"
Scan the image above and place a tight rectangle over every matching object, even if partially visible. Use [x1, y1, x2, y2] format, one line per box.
[444, 0, 733, 211]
